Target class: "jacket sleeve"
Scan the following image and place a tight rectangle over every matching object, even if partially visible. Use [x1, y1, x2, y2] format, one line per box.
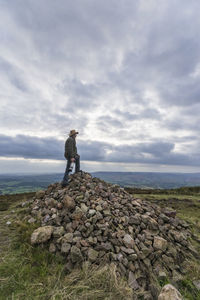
[68, 138, 76, 158]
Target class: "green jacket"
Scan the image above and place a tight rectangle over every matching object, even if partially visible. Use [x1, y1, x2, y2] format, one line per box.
[64, 136, 77, 159]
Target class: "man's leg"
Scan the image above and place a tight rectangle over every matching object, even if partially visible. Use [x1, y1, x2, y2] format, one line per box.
[75, 154, 80, 173]
[62, 159, 71, 186]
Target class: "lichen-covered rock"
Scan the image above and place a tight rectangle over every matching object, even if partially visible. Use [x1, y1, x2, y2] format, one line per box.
[31, 226, 53, 244]
[158, 284, 183, 300]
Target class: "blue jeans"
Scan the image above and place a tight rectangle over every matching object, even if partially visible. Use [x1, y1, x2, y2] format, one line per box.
[62, 154, 80, 184]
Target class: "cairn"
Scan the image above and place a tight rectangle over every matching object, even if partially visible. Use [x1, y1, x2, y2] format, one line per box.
[28, 171, 197, 298]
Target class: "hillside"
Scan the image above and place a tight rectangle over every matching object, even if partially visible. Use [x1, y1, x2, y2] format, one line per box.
[92, 172, 200, 189]
[1, 171, 199, 299]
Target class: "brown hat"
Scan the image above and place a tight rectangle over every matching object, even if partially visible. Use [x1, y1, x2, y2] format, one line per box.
[69, 129, 79, 137]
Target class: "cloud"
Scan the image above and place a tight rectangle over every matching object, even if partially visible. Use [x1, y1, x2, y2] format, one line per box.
[0, 0, 200, 172]
[0, 134, 199, 167]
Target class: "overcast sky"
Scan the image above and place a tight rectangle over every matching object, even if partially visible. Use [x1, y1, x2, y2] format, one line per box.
[0, 0, 200, 174]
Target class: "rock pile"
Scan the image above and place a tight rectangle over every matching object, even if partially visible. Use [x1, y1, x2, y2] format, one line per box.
[28, 171, 197, 299]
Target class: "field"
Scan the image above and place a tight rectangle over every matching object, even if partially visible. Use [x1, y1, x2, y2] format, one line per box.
[1, 172, 200, 194]
[0, 188, 200, 299]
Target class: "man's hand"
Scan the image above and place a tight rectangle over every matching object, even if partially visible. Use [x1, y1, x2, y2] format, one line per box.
[71, 158, 75, 162]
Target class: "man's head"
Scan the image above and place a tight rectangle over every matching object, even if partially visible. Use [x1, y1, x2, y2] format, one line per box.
[69, 129, 79, 137]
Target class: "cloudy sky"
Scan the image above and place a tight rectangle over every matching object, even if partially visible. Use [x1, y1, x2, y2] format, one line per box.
[0, 0, 200, 174]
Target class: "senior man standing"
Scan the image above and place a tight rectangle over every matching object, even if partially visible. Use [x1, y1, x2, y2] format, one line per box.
[61, 129, 80, 187]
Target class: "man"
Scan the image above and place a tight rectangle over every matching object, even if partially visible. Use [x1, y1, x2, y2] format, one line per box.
[61, 129, 80, 187]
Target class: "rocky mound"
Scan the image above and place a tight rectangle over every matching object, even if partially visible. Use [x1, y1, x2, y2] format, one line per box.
[28, 171, 197, 299]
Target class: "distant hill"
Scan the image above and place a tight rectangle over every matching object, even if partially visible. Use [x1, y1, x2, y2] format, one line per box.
[0, 173, 63, 195]
[92, 171, 200, 189]
[1, 171, 200, 194]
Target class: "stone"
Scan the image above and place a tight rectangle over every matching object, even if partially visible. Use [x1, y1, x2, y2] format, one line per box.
[88, 209, 96, 216]
[72, 207, 84, 220]
[28, 217, 36, 224]
[158, 284, 183, 300]
[158, 271, 167, 281]
[128, 254, 138, 261]
[61, 242, 71, 254]
[80, 203, 88, 213]
[121, 247, 135, 254]
[88, 248, 99, 262]
[49, 243, 56, 253]
[62, 195, 75, 211]
[31, 226, 53, 244]
[35, 190, 45, 199]
[63, 233, 73, 243]
[164, 209, 176, 218]
[153, 236, 168, 251]
[103, 210, 111, 216]
[96, 205, 103, 211]
[53, 226, 65, 238]
[193, 280, 200, 291]
[43, 214, 50, 223]
[123, 234, 134, 248]
[71, 246, 83, 263]
[128, 271, 139, 290]
[129, 215, 140, 225]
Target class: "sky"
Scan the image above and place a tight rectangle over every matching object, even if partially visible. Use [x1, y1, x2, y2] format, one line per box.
[0, 0, 200, 174]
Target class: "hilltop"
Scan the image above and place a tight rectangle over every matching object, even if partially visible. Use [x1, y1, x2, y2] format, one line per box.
[0, 171, 200, 299]
[26, 171, 199, 298]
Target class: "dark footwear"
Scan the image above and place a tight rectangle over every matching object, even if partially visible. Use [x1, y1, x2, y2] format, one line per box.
[75, 170, 83, 173]
[61, 182, 69, 188]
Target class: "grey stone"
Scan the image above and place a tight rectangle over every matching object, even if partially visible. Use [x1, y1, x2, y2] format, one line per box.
[123, 234, 134, 248]
[158, 284, 183, 300]
[63, 233, 73, 243]
[35, 190, 45, 199]
[153, 236, 168, 251]
[128, 271, 139, 290]
[49, 243, 56, 253]
[31, 226, 53, 244]
[28, 217, 36, 224]
[88, 209, 96, 216]
[88, 248, 99, 262]
[80, 203, 88, 213]
[53, 226, 65, 238]
[193, 280, 200, 291]
[61, 242, 71, 253]
[71, 246, 83, 263]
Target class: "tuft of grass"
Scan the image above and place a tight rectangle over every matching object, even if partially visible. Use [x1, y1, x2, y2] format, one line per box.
[49, 263, 132, 300]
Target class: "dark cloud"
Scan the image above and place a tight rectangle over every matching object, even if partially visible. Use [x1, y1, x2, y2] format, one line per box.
[0, 134, 199, 167]
[0, 134, 63, 160]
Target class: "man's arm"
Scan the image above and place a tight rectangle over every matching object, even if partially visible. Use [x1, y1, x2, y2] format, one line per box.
[68, 138, 76, 161]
